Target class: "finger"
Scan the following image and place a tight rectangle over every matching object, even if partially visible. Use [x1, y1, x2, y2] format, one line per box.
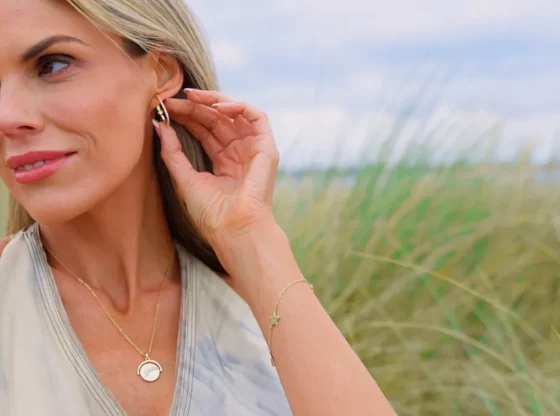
[165, 98, 239, 146]
[182, 89, 272, 135]
[233, 115, 253, 137]
[181, 119, 223, 159]
[154, 121, 199, 194]
[183, 90, 266, 129]
[211, 102, 272, 136]
[183, 88, 235, 105]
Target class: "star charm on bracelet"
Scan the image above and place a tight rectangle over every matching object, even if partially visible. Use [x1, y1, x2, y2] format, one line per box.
[267, 279, 314, 367]
[269, 311, 281, 327]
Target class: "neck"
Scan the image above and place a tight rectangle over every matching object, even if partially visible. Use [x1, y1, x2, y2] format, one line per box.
[38, 164, 178, 314]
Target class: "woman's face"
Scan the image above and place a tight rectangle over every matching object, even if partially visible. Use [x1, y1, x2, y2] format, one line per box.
[0, 0, 162, 224]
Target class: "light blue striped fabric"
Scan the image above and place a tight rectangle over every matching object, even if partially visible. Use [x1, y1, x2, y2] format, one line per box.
[0, 223, 292, 415]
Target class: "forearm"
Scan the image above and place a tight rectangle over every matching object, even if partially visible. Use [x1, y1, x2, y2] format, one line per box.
[215, 222, 396, 416]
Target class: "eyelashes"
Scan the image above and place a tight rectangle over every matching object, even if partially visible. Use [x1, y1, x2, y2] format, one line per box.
[36, 54, 74, 78]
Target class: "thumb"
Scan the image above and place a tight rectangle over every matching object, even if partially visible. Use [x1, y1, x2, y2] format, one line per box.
[154, 121, 199, 197]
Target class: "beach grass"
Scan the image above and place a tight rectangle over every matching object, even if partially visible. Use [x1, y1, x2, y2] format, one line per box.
[273, 150, 560, 415]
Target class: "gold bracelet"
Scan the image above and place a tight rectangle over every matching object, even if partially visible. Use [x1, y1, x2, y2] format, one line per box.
[267, 278, 314, 367]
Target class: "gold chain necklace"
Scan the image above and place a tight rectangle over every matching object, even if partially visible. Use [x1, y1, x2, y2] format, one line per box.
[43, 244, 175, 383]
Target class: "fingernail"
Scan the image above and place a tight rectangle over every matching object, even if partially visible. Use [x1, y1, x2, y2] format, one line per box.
[153, 121, 172, 152]
[152, 119, 160, 133]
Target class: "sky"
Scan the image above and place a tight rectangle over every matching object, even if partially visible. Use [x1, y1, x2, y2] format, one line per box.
[187, 1, 560, 169]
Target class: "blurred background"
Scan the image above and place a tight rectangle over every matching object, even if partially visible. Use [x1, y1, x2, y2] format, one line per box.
[184, 2, 560, 415]
[4, 1, 560, 414]
[190, 0, 560, 169]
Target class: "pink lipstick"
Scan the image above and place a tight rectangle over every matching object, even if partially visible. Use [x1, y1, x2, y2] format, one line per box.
[7, 150, 76, 184]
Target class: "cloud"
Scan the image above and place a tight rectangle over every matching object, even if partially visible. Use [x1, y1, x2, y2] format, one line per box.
[184, 1, 560, 168]
[209, 41, 246, 69]
[342, 68, 560, 115]
[268, 106, 560, 169]
[437, 72, 560, 115]
[348, 71, 387, 98]
[189, 1, 560, 49]
[307, 0, 558, 43]
[226, 63, 560, 120]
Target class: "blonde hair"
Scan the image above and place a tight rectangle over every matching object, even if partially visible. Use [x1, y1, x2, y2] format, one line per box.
[6, 0, 227, 274]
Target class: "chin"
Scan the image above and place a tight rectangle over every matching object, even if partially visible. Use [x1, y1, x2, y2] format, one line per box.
[19, 193, 100, 226]
[25, 205, 87, 226]
[11, 178, 117, 226]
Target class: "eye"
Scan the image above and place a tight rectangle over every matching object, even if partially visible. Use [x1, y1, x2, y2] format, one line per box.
[36, 54, 73, 77]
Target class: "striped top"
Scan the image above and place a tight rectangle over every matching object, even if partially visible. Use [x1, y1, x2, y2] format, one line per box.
[0, 223, 292, 415]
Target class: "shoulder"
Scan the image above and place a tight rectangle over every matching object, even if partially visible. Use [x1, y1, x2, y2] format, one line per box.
[0, 236, 11, 257]
[0, 224, 31, 259]
[0, 229, 39, 326]
[0, 231, 32, 279]
[0, 229, 34, 280]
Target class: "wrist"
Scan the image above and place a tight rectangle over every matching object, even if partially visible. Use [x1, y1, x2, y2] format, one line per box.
[211, 218, 299, 303]
[210, 211, 282, 263]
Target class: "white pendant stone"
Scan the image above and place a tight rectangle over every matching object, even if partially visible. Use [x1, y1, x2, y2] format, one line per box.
[137, 359, 163, 382]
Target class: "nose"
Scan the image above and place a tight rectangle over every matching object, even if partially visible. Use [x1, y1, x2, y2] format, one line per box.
[0, 85, 44, 139]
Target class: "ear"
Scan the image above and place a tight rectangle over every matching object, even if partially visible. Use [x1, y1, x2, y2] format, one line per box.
[149, 50, 184, 107]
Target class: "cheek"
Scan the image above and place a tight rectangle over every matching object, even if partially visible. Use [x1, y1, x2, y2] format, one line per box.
[49, 75, 148, 153]
[6, 73, 153, 225]
[51, 74, 149, 173]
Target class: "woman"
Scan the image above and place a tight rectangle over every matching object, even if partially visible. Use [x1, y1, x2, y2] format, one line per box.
[0, 0, 396, 415]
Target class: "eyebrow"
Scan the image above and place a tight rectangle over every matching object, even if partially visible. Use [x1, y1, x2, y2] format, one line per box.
[20, 35, 86, 63]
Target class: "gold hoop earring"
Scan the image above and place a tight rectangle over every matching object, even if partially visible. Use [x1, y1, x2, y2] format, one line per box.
[155, 95, 170, 126]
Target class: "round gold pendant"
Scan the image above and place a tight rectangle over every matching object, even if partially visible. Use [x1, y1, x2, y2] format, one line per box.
[137, 359, 163, 382]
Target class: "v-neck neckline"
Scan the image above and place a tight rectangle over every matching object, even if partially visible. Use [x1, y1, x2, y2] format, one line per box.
[24, 223, 197, 415]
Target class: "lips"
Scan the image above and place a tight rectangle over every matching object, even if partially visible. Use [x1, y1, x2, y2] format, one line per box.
[7, 150, 73, 169]
[7, 150, 76, 184]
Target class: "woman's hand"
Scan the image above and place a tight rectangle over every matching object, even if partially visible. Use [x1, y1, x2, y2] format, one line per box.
[154, 88, 280, 253]
[155, 89, 397, 416]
